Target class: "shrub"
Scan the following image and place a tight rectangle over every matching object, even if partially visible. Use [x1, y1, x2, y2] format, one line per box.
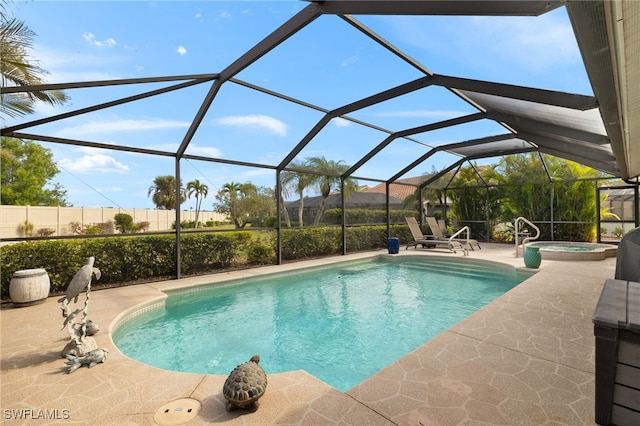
[17, 220, 34, 237]
[83, 224, 104, 235]
[247, 233, 276, 265]
[0, 225, 412, 300]
[136, 221, 150, 232]
[612, 226, 625, 238]
[37, 228, 56, 237]
[324, 208, 418, 225]
[114, 213, 135, 233]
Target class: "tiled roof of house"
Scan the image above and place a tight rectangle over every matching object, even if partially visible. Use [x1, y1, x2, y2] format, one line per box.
[359, 176, 424, 201]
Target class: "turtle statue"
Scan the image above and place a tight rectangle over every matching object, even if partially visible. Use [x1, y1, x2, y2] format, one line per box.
[222, 355, 267, 412]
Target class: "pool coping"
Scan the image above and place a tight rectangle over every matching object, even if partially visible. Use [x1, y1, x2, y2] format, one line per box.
[1, 243, 616, 424]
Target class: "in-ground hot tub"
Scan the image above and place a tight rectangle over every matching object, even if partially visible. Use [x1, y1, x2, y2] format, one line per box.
[519, 241, 618, 261]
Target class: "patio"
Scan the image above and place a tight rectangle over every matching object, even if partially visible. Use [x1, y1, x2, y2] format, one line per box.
[1, 243, 615, 425]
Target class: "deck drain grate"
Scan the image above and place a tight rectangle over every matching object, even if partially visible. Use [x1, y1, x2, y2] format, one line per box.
[154, 398, 201, 426]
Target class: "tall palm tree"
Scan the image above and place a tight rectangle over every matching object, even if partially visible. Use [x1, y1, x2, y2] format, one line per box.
[277, 173, 293, 228]
[281, 160, 315, 227]
[0, 4, 68, 117]
[148, 175, 185, 210]
[306, 156, 358, 226]
[186, 179, 209, 228]
[219, 181, 242, 227]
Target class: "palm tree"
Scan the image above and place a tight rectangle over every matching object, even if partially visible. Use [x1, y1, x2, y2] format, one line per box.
[148, 175, 185, 210]
[306, 156, 358, 226]
[277, 174, 293, 228]
[219, 181, 242, 227]
[0, 4, 68, 117]
[186, 179, 208, 228]
[281, 160, 315, 227]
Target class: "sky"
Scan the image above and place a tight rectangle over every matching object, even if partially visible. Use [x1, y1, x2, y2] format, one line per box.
[3, 0, 594, 210]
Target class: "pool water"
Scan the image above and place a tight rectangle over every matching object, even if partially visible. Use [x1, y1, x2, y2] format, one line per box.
[113, 257, 529, 391]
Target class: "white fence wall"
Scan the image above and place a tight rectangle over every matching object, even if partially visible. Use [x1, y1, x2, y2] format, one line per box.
[0, 205, 227, 238]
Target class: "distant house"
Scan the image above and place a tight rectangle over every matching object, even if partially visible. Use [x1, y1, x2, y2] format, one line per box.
[359, 176, 452, 218]
[284, 176, 456, 225]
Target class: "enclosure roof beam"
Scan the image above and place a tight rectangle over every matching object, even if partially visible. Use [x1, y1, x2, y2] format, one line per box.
[176, 2, 323, 160]
[10, 132, 176, 158]
[339, 14, 434, 76]
[2, 78, 212, 135]
[343, 112, 486, 179]
[389, 134, 515, 182]
[418, 147, 537, 189]
[0, 73, 219, 93]
[313, 1, 564, 17]
[278, 75, 439, 171]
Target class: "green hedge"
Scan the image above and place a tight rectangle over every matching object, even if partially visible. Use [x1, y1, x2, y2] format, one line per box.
[1, 226, 412, 300]
[324, 208, 418, 225]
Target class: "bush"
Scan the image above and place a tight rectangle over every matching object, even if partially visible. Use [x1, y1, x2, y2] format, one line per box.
[180, 232, 252, 273]
[114, 213, 135, 233]
[612, 226, 625, 238]
[247, 233, 276, 265]
[37, 228, 56, 237]
[17, 220, 34, 237]
[0, 225, 413, 300]
[323, 208, 418, 225]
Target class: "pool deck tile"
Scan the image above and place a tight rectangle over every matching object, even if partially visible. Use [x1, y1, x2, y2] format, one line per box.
[1, 243, 616, 425]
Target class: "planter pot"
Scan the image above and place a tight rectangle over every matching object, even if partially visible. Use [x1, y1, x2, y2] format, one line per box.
[524, 246, 542, 269]
[9, 268, 50, 307]
[388, 237, 400, 254]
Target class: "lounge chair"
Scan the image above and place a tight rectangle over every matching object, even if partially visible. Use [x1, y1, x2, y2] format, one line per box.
[425, 216, 481, 250]
[405, 217, 465, 254]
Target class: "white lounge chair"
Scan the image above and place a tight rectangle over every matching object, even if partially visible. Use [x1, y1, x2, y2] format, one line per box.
[405, 217, 465, 254]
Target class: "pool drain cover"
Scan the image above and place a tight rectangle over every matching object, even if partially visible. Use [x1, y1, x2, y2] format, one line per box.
[154, 398, 201, 426]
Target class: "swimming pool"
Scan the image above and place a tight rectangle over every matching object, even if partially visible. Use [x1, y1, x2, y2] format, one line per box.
[113, 256, 531, 391]
[521, 241, 617, 261]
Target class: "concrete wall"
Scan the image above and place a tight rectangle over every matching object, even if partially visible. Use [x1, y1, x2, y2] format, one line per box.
[0, 205, 227, 238]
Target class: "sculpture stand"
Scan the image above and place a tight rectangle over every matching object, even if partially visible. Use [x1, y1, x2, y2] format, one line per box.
[60, 286, 99, 357]
[59, 257, 108, 372]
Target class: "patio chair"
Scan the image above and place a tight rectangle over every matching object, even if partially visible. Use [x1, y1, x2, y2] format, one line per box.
[425, 216, 481, 250]
[405, 217, 464, 254]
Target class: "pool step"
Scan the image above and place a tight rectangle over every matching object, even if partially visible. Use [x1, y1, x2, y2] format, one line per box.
[399, 261, 518, 282]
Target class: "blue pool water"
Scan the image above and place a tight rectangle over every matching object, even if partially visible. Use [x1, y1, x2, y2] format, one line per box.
[113, 256, 529, 391]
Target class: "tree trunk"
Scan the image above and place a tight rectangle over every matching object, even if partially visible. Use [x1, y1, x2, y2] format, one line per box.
[279, 192, 291, 227]
[297, 192, 304, 227]
[313, 197, 327, 226]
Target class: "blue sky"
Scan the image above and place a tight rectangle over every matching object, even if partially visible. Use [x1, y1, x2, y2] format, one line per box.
[4, 1, 593, 210]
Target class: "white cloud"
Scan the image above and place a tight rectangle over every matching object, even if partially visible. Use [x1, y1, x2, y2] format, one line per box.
[58, 154, 129, 174]
[384, 12, 580, 73]
[188, 145, 223, 157]
[82, 32, 117, 47]
[96, 186, 123, 193]
[195, 13, 203, 22]
[341, 54, 359, 67]
[55, 119, 191, 138]
[214, 114, 287, 136]
[331, 117, 351, 127]
[31, 44, 125, 83]
[176, 45, 187, 56]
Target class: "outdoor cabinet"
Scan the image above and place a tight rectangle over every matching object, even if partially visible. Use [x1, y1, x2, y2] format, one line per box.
[592, 279, 640, 425]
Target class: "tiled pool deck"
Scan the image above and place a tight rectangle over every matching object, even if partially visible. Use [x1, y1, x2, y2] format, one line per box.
[1, 243, 615, 425]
